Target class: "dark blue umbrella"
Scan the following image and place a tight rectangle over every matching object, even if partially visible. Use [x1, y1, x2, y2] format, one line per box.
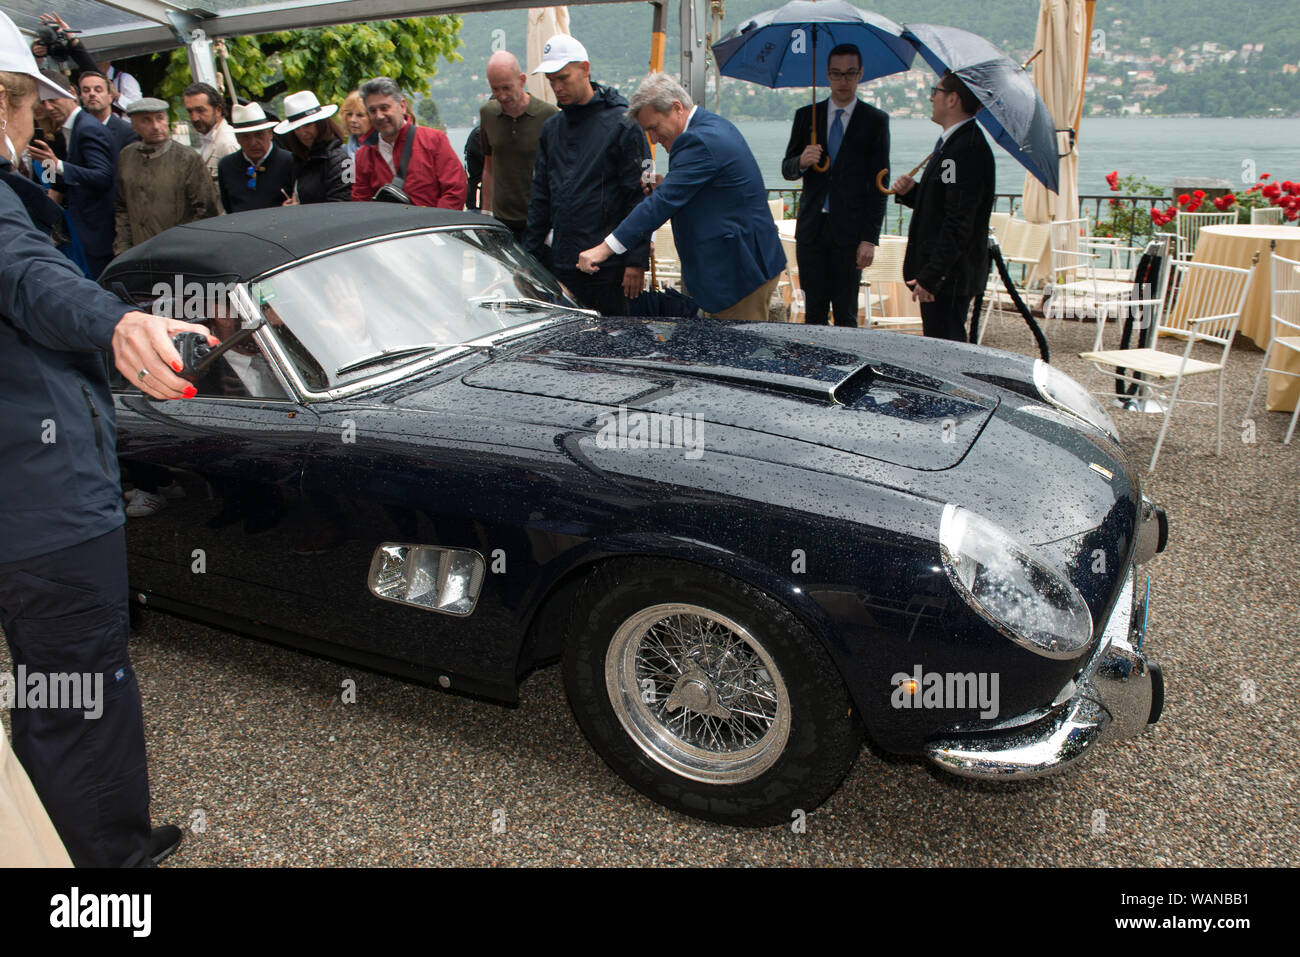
[903, 24, 1059, 192]
[712, 1, 915, 87]
[712, 2, 913, 173]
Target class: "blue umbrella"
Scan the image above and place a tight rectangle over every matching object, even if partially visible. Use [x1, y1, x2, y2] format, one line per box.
[712, 2, 914, 173]
[712, 1, 915, 87]
[903, 24, 1059, 192]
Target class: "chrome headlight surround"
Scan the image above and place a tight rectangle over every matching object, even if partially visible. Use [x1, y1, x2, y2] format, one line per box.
[368, 543, 485, 616]
[1032, 359, 1119, 441]
[939, 504, 1094, 660]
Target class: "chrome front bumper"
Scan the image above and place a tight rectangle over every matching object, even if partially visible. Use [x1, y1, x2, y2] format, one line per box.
[925, 567, 1163, 780]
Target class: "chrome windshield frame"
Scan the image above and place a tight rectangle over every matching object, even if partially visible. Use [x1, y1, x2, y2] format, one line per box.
[242, 225, 592, 404]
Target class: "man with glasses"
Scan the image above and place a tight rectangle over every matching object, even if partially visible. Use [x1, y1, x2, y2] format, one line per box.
[114, 98, 217, 254]
[782, 43, 890, 327]
[218, 102, 295, 213]
[891, 71, 995, 341]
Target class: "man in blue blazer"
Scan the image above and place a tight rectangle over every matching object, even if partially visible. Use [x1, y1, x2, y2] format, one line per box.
[78, 69, 139, 155]
[577, 73, 785, 320]
[26, 71, 116, 276]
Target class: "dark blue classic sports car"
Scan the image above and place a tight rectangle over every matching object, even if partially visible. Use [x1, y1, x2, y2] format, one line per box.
[103, 205, 1167, 826]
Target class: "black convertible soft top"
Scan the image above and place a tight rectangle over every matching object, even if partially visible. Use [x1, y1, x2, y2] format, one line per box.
[101, 204, 504, 298]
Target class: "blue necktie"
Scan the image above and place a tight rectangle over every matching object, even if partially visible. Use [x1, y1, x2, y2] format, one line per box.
[822, 108, 845, 212]
[828, 108, 845, 167]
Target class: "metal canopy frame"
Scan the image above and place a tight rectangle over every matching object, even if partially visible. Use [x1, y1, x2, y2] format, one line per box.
[2, 0, 712, 103]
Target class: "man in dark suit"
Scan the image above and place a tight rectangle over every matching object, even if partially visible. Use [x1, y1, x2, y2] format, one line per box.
[891, 71, 995, 341]
[576, 73, 785, 320]
[77, 69, 138, 155]
[25, 70, 116, 276]
[782, 43, 890, 327]
[217, 102, 294, 213]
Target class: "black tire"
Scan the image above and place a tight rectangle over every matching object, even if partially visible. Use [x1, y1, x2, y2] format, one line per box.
[563, 558, 862, 826]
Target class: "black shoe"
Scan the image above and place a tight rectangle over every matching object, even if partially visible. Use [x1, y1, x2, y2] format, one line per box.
[150, 825, 183, 865]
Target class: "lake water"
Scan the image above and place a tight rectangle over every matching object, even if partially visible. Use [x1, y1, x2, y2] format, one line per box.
[448, 115, 1300, 203]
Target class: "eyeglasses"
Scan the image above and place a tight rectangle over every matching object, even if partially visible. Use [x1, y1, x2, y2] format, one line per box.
[827, 69, 860, 81]
[930, 85, 953, 98]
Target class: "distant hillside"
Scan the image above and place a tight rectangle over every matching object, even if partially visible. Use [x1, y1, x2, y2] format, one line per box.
[427, 0, 1300, 125]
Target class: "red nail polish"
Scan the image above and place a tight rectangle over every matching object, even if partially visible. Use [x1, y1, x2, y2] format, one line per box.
[183, 385, 197, 399]
[172, 361, 184, 373]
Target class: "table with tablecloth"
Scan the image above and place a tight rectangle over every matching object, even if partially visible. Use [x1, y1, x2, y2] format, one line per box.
[1165, 224, 1300, 413]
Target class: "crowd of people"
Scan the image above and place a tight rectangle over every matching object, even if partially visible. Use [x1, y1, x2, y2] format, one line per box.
[2, 9, 994, 867]
[7, 13, 994, 336]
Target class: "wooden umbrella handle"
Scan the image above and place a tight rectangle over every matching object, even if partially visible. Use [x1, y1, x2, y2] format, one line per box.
[807, 121, 830, 173]
[876, 152, 936, 195]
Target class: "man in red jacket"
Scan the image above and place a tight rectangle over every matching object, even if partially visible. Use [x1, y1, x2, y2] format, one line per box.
[351, 77, 466, 208]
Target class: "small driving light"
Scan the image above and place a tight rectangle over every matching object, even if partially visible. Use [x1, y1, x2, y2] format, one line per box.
[368, 544, 485, 616]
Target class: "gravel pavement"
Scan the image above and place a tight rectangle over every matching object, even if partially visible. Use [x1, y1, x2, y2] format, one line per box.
[3, 315, 1296, 866]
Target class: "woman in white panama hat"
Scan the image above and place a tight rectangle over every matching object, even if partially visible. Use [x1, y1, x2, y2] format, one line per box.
[274, 90, 350, 204]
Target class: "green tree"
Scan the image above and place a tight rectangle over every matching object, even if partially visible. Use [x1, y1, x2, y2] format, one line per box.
[154, 18, 463, 107]
[414, 97, 443, 130]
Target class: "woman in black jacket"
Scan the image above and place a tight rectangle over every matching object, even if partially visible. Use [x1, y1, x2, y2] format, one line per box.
[275, 91, 350, 204]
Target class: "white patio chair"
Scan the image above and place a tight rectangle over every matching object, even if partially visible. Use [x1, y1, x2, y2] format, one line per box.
[1173, 210, 1236, 261]
[1085, 237, 1176, 416]
[862, 238, 920, 332]
[651, 224, 681, 289]
[768, 197, 784, 222]
[1043, 218, 1096, 320]
[1250, 207, 1283, 226]
[1080, 258, 1257, 472]
[777, 235, 803, 322]
[1244, 252, 1300, 444]
[978, 218, 1048, 343]
[1081, 237, 1142, 282]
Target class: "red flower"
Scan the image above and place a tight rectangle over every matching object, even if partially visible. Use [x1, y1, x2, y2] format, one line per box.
[1263, 183, 1283, 199]
[1288, 182, 1300, 196]
[1149, 208, 1165, 224]
[1213, 194, 1236, 211]
[1105, 170, 1120, 191]
[1260, 173, 1272, 180]
[1287, 209, 1299, 222]
[1193, 189, 1205, 198]
[1108, 197, 1119, 207]
[1177, 193, 1191, 206]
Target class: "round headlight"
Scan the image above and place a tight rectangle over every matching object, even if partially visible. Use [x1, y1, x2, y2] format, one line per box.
[1033, 359, 1118, 441]
[939, 504, 1094, 659]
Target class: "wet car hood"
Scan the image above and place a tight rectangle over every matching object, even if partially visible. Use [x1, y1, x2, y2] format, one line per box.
[461, 319, 1000, 471]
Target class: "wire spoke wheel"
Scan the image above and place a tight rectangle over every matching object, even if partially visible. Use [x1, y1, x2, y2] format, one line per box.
[606, 603, 791, 784]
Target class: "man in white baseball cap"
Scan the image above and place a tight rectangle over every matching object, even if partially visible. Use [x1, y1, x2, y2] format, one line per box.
[522, 34, 649, 315]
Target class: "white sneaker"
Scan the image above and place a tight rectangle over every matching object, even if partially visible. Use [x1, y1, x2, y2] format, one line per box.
[125, 491, 167, 518]
[158, 481, 186, 500]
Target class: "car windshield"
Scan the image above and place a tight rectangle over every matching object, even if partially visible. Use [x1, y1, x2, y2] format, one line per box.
[249, 228, 574, 389]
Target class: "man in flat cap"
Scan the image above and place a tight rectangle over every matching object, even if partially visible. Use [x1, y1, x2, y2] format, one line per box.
[218, 102, 294, 213]
[114, 98, 218, 254]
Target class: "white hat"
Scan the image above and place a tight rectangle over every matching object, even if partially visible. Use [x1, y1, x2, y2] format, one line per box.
[230, 101, 278, 133]
[274, 91, 339, 135]
[0, 11, 76, 101]
[531, 34, 589, 74]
